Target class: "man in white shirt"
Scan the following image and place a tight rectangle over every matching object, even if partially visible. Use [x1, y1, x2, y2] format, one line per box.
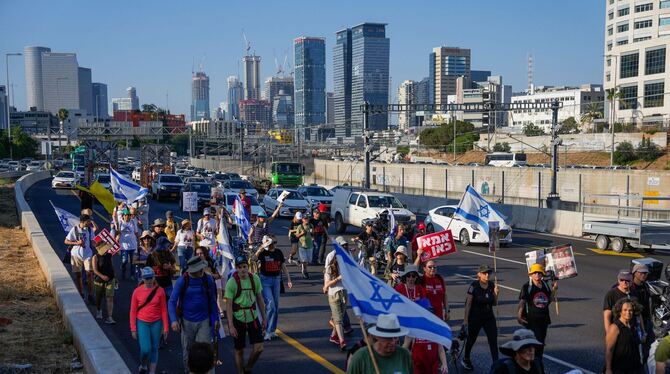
[196, 207, 218, 243]
[64, 214, 96, 302]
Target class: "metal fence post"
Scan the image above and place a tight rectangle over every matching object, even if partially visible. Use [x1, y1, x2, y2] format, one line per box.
[350, 164, 353, 186]
[337, 164, 340, 185]
[501, 170, 505, 204]
[401, 167, 405, 194]
[578, 173, 582, 210]
[324, 163, 327, 185]
[383, 166, 386, 192]
[445, 168, 448, 200]
[538, 171, 542, 208]
[471, 169, 475, 187]
[422, 168, 426, 196]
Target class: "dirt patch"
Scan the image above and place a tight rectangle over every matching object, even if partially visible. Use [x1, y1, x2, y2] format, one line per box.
[0, 182, 75, 372]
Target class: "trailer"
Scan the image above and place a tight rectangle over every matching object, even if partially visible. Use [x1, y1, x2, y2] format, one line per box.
[581, 194, 670, 253]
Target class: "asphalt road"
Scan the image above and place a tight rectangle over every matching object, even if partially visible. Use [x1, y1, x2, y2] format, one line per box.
[26, 177, 670, 374]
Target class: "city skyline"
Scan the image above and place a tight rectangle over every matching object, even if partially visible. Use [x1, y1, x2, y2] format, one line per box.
[1, 0, 605, 119]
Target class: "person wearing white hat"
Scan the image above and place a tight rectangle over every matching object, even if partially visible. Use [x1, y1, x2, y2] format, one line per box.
[347, 313, 412, 373]
[384, 245, 409, 286]
[196, 207, 218, 246]
[490, 328, 543, 373]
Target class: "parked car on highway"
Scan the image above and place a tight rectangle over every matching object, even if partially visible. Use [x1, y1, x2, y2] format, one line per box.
[223, 192, 264, 223]
[26, 161, 45, 171]
[8, 161, 21, 171]
[330, 187, 416, 234]
[223, 179, 258, 199]
[180, 181, 212, 209]
[262, 188, 309, 217]
[183, 176, 209, 185]
[96, 174, 111, 190]
[424, 205, 513, 246]
[297, 184, 333, 214]
[151, 173, 184, 201]
[75, 166, 86, 180]
[52, 171, 78, 189]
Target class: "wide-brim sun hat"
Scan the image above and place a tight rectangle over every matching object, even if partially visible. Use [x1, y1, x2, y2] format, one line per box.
[367, 313, 409, 338]
[399, 264, 421, 279]
[152, 218, 166, 227]
[186, 257, 207, 274]
[499, 329, 543, 357]
[395, 246, 408, 257]
[528, 263, 546, 276]
[140, 230, 153, 240]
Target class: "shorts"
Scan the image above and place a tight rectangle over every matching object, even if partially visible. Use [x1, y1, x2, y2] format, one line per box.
[328, 290, 348, 325]
[71, 256, 92, 273]
[94, 279, 116, 297]
[233, 318, 263, 350]
[298, 246, 312, 263]
[215, 277, 224, 290]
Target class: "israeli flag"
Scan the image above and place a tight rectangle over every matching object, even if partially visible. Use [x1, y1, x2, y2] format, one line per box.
[110, 167, 148, 203]
[216, 214, 235, 260]
[233, 195, 251, 240]
[386, 207, 396, 239]
[50, 201, 80, 234]
[454, 185, 506, 234]
[334, 243, 452, 348]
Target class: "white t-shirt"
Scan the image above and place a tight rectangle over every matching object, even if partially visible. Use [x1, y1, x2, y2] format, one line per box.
[66, 225, 93, 260]
[174, 229, 195, 248]
[118, 219, 138, 251]
[324, 267, 344, 296]
[197, 218, 217, 241]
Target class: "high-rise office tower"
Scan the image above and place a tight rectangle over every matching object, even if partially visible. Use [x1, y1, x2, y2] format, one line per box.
[112, 87, 140, 112]
[333, 28, 352, 137]
[398, 80, 418, 130]
[24, 46, 51, 110]
[294, 37, 326, 130]
[334, 23, 390, 139]
[41, 52, 80, 114]
[264, 76, 294, 113]
[430, 47, 471, 106]
[273, 89, 294, 129]
[227, 76, 243, 120]
[92, 83, 108, 118]
[243, 55, 261, 100]
[78, 67, 93, 115]
[326, 92, 334, 124]
[191, 71, 210, 120]
[603, 0, 670, 123]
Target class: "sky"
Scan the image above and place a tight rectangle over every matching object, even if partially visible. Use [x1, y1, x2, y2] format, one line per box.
[1, 0, 605, 119]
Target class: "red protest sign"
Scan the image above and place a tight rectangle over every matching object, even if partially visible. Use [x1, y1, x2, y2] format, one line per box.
[94, 228, 121, 255]
[417, 230, 457, 262]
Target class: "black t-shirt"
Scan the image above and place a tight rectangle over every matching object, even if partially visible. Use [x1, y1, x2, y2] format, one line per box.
[357, 230, 379, 243]
[490, 359, 543, 374]
[94, 252, 114, 282]
[631, 282, 650, 321]
[603, 287, 639, 323]
[519, 281, 552, 324]
[259, 249, 285, 277]
[289, 221, 301, 243]
[311, 217, 325, 236]
[467, 281, 496, 320]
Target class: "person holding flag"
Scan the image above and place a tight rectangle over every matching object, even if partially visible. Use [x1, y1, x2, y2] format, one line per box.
[64, 214, 96, 302]
[232, 195, 252, 242]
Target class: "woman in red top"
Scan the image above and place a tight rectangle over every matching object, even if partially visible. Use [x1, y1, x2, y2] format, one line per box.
[421, 260, 450, 321]
[130, 267, 169, 374]
[394, 265, 426, 301]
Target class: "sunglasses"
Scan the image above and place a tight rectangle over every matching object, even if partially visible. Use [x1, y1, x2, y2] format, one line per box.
[620, 279, 631, 283]
[406, 274, 418, 278]
[426, 266, 437, 269]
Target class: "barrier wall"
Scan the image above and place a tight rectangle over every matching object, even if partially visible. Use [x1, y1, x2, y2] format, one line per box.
[15, 172, 130, 374]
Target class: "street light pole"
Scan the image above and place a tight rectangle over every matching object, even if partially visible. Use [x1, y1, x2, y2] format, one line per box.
[605, 54, 618, 166]
[5, 52, 22, 159]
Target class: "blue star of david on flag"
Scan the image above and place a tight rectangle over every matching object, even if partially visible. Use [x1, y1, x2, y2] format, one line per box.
[50, 201, 80, 234]
[478, 204, 490, 219]
[454, 185, 507, 233]
[369, 281, 403, 311]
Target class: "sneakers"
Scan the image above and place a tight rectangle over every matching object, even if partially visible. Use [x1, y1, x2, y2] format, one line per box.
[339, 340, 347, 352]
[138, 365, 148, 374]
[96, 310, 103, 319]
[329, 334, 340, 345]
[264, 333, 273, 341]
[104, 317, 116, 324]
[461, 358, 474, 371]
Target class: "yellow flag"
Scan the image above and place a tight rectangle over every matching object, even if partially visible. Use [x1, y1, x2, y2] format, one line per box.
[77, 181, 116, 214]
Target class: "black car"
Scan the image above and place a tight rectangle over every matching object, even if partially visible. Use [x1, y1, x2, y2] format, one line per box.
[181, 182, 212, 208]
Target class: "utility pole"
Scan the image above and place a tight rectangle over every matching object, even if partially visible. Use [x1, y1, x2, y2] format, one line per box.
[363, 101, 371, 189]
[547, 99, 561, 209]
[452, 113, 456, 161]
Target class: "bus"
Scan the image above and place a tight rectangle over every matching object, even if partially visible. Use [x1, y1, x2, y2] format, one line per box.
[270, 162, 304, 187]
[484, 152, 527, 167]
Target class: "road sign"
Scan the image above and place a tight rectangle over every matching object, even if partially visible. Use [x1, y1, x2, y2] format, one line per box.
[182, 192, 198, 212]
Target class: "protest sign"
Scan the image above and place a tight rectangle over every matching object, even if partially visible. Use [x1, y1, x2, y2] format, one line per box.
[277, 190, 290, 203]
[524, 249, 546, 273]
[94, 228, 121, 255]
[488, 221, 500, 253]
[546, 245, 578, 280]
[182, 192, 198, 212]
[417, 230, 457, 262]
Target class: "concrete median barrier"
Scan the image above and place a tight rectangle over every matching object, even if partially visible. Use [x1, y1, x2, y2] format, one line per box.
[15, 172, 130, 374]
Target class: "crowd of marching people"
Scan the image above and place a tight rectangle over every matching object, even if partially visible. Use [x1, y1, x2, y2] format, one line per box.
[61, 178, 664, 374]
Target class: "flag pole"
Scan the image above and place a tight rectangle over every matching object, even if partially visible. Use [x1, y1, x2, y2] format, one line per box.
[358, 317, 381, 374]
[445, 186, 469, 231]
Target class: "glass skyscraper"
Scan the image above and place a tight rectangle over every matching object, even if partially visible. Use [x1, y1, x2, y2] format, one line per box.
[227, 76, 243, 120]
[294, 37, 326, 129]
[191, 71, 210, 121]
[334, 23, 389, 139]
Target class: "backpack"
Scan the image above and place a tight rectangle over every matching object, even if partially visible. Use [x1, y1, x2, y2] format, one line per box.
[176, 273, 212, 319]
[232, 272, 257, 313]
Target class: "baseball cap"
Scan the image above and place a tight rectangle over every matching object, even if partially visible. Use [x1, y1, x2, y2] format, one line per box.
[618, 270, 633, 281]
[478, 264, 493, 273]
[141, 267, 155, 280]
[632, 264, 649, 274]
[294, 212, 303, 220]
[417, 222, 426, 230]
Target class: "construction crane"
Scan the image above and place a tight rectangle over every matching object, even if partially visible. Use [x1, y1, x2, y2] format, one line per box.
[242, 30, 251, 55]
[274, 50, 288, 77]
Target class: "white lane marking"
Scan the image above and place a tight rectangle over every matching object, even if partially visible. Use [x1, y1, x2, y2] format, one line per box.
[514, 228, 592, 244]
[454, 273, 597, 374]
[460, 249, 526, 265]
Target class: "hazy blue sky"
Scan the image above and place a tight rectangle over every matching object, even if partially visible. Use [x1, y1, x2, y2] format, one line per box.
[1, 0, 604, 118]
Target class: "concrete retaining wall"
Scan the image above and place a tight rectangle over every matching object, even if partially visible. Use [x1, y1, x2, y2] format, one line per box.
[478, 131, 668, 152]
[15, 172, 130, 374]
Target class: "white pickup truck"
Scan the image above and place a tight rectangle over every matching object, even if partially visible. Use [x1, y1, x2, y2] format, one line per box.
[330, 187, 416, 234]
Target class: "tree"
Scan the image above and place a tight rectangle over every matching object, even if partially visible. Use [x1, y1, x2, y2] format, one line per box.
[169, 134, 189, 156]
[57, 108, 69, 123]
[452, 133, 480, 154]
[523, 123, 544, 136]
[613, 141, 636, 165]
[559, 117, 579, 134]
[636, 136, 663, 161]
[492, 142, 511, 152]
[419, 120, 475, 149]
[580, 102, 603, 131]
[9, 127, 38, 159]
